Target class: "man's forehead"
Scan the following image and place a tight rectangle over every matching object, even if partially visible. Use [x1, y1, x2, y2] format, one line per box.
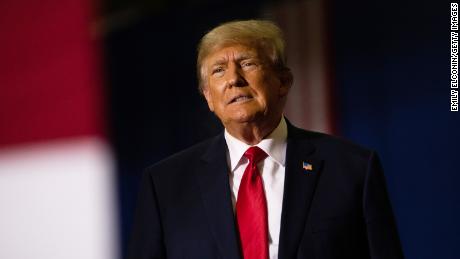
[205, 44, 259, 64]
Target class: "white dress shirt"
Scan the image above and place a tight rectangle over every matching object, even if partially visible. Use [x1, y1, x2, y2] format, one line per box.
[224, 117, 287, 259]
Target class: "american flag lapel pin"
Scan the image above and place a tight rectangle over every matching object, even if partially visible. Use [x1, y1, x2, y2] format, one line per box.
[302, 161, 313, 173]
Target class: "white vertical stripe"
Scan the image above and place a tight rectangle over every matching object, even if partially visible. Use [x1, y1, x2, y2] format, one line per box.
[0, 138, 118, 259]
[262, 0, 333, 134]
[304, 1, 331, 133]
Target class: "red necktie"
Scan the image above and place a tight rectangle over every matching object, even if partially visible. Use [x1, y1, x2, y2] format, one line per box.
[236, 146, 269, 259]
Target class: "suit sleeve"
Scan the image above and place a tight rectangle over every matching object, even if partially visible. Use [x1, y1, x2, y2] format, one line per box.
[363, 151, 404, 259]
[127, 170, 166, 259]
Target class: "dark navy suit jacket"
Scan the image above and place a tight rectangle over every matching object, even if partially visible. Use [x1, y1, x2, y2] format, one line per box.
[128, 122, 404, 259]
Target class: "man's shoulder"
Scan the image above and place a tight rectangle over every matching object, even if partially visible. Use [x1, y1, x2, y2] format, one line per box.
[290, 126, 379, 181]
[144, 134, 221, 176]
[289, 125, 374, 160]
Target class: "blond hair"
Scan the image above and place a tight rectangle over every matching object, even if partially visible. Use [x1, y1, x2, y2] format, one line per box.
[196, 20, 288, 94]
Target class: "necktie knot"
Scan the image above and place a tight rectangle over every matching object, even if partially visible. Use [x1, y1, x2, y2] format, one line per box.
[244, 146, 268, 165]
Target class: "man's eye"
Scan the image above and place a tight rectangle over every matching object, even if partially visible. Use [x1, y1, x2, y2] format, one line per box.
[212, 67, 224, 74]
[242, 62, 255, 68]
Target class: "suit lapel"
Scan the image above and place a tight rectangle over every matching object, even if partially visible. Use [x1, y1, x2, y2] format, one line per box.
[278, 123, 324, 259]
[196, 134, 241, 259]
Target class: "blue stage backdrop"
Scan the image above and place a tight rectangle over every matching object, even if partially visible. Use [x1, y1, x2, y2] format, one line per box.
[333, 2, 458, 259]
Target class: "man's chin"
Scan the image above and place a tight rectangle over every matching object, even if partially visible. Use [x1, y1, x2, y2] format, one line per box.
[226, 113, 262, 125]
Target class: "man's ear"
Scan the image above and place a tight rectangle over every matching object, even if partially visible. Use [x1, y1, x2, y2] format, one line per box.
[203, 87, 215, 112]
[278, 69, 293, 97]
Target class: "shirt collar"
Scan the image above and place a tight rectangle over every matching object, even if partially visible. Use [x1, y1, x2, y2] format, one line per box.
[224, 117, 288, 172]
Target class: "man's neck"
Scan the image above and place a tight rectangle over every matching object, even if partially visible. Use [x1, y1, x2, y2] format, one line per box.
[224, 116, 282, 145]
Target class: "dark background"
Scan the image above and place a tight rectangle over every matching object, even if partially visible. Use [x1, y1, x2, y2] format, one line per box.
[103, 1, 459, 258]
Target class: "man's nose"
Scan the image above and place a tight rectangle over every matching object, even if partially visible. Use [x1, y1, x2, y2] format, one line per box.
[226, 64, 247, 87]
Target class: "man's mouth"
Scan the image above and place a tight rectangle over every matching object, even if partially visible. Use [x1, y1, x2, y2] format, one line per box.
[229, 95, 253, 104]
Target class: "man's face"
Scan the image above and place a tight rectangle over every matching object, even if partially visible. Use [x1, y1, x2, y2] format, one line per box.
[202, 44, 290, 128]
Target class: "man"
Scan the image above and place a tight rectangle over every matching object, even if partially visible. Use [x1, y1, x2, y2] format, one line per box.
[128, 20, 404, 259]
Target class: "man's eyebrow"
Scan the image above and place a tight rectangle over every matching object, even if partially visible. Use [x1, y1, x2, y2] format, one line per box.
[235, 53, 256, 62]
[209, 52, 257, 67]
[210, 59, 227, 67]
